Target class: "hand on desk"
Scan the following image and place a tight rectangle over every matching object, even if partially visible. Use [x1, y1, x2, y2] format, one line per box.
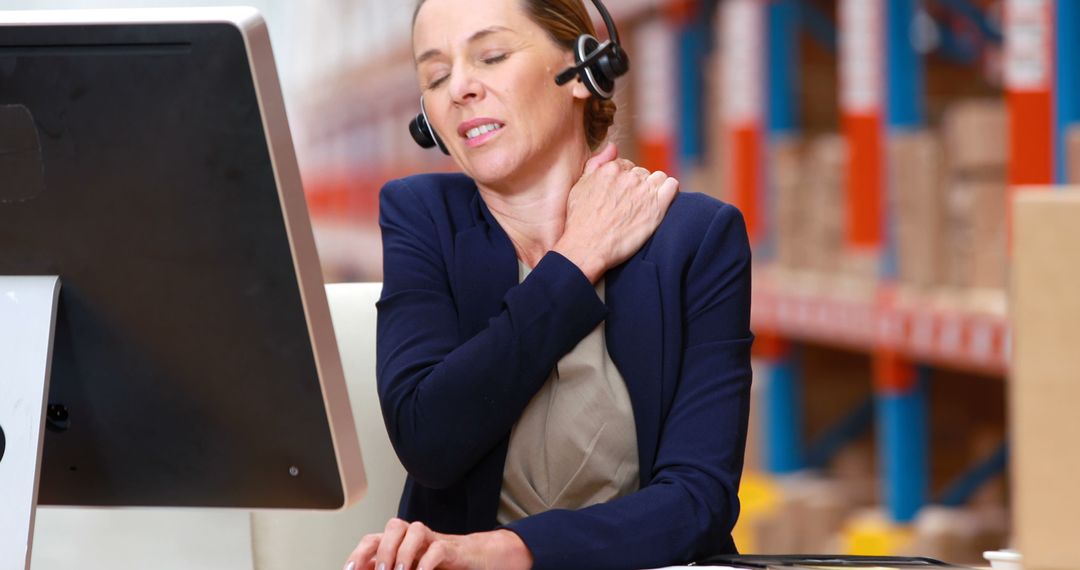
[343, 518, 533, 570]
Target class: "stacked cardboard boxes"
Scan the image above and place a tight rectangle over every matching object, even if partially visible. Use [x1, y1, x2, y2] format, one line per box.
[940, 100, 1009, 296]
[772, 137, 806, 270]
[803, 135, 847, 275]
[889, 130, 945, 290]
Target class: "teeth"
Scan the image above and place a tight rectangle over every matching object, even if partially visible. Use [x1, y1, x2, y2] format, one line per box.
[466, 123, 503, 140]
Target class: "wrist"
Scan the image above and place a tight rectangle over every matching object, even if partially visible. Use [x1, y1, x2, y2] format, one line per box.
[488, 529, 533, 570]
[551, 240, 605, 284]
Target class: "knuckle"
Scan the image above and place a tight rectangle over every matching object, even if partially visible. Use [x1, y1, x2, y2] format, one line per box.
[360, 533, 380, 546]
[408, 521, 428, 534]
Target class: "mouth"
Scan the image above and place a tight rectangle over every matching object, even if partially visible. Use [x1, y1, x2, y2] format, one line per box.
[458, 118, 506, 148]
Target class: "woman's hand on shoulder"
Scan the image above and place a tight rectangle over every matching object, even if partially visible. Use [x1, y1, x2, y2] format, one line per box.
[343, 518, 533, 570]
[553, 142, 680, 283]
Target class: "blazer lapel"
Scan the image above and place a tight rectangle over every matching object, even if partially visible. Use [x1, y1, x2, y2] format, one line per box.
[452, 192, 518, 340]
[451, 191, 518, 530]
[605, 255, 664, 486]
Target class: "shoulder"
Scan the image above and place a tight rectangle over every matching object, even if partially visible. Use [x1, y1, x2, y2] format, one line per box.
[378, 173, 481, 229]
[380, 172, 477, 210]
[647, 192, 748, 262]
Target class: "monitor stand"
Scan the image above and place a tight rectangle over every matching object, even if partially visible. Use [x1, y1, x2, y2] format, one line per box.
[0, 276, 62, 570]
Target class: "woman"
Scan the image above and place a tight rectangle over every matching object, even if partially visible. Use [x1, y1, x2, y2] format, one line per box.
[345, 0, 753, 568]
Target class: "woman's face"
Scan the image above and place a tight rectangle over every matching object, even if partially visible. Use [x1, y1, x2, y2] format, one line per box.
[413, 0, 590, 186]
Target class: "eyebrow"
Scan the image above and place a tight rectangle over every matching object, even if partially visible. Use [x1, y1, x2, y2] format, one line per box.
[415, 26, 514, 65]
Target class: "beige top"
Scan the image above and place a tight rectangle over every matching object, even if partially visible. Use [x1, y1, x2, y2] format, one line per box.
[497, 260, 640, 525]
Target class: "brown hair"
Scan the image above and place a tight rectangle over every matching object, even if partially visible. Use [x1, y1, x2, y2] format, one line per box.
[413, 0, 617, 150]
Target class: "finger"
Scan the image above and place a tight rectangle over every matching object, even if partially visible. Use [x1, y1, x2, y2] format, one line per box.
[646, 170, 668, 187]
[583, 142, 617, 175]
[394, 521, 432, 570]
[657, 177, 680, 209]
[374, 519, 410, 570]
[614, 158, 636, 172]
[416, 540, 451, 570]
[344, 534, 382, 570]
[630, 166, 650, 180]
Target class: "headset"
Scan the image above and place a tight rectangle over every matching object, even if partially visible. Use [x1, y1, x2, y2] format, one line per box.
[409, 0, 629, 155]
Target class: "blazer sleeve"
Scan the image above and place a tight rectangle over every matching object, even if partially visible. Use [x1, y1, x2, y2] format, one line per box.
[505, 202, 754, 570]
[376, 178, 609, 490]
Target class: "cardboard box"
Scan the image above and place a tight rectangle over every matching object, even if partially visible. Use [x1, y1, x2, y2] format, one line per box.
[889, 130, 945, 289]
[803, 135, 846, 274]
[942, 99, 1008, 176]
[943, 178, 1008, 290]
[907, 506, 1010, 565]
[771, 137, 806, 270]
[1067, 124, 1080, 185]
[1011, 188, 1080, 570]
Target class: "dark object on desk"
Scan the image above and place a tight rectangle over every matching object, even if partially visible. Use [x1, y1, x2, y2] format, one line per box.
[699, 554, 966, 568]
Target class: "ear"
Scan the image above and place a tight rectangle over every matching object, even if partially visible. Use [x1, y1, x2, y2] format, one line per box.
[556, 48, 591, 101]
[570, 76, 592, 101]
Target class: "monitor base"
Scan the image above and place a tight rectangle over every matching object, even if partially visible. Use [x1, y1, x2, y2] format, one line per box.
[0, 276, 61, 570]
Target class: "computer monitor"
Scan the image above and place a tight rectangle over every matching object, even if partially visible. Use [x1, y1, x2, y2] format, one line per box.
[0, 8, 365, 512]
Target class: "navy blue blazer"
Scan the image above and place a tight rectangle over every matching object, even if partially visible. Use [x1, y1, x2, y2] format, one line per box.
[375, 173, 753, 569]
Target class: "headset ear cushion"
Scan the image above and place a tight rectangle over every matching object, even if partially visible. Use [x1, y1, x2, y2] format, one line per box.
[605, 45, 630, 77]
[409, 109, 450, 155]
[410, 114, 437, 149]
[575, 34, 615, 99]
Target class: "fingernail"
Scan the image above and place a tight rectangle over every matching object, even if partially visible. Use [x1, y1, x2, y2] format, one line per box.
[396, 565, 405, 570]
[343, 563, 355, 570]
[377, 563, 386, 570]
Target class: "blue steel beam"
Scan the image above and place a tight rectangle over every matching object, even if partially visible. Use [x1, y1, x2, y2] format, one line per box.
[761, 0, 801, 263]
[800, 1, 838, 55]
[936, 443, 1009, 507]
[877, 365, 931, 523]
[762, 347, 805, 474]
[1054, 0, 1080, 184]
[676, 4, 708, 178]
[928, 0, 1004, 44]
[883, 0, 926, 282]
[804, 396, 875, 470]
[756, 1, 803, 476]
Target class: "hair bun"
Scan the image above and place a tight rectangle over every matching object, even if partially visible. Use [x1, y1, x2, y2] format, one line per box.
[586, 97, 617, 150]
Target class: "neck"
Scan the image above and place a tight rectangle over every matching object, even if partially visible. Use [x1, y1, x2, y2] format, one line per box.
[476, 140, 591, 268]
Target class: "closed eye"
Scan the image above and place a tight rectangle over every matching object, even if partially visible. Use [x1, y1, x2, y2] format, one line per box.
[427, 75, 448, 90]
[482, 53, 508, 65]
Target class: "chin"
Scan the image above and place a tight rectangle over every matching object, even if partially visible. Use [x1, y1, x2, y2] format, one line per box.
[460, 148, 524, 187]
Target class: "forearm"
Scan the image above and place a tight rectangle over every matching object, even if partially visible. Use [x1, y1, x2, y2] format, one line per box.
[505, 479, 732, 570]
[378, 251, 607, 488]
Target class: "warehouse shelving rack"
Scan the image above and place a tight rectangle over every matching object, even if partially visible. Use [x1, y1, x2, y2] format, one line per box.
[731, 0, 1077, 539]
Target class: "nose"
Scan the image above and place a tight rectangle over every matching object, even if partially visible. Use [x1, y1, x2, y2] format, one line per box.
[447, 62, 483, 106]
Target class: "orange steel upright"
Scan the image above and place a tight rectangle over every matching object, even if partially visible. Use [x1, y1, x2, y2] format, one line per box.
[1005, 0, 1054, 190]
[840, 0, 884, 252]
[720, 0, 764, 243]
[1004, 0, 1054, 245]
[633, 13, 678, 176]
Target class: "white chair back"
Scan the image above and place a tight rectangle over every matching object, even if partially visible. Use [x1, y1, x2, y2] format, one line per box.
[250, 282, 407, 570]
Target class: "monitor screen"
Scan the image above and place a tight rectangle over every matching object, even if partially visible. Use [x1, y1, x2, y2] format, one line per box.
[0, 8, 365, 509]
